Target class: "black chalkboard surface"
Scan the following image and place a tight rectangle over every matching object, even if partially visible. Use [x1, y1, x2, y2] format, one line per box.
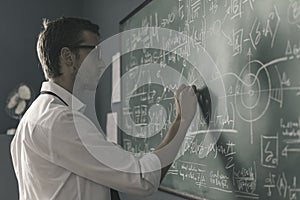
[119, 0, 300, 199]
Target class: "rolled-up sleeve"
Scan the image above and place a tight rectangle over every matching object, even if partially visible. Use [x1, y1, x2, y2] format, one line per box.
[28, 108, 161, 196]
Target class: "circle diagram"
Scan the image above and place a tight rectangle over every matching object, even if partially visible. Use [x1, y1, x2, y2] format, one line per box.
[235, 60, 271, 122]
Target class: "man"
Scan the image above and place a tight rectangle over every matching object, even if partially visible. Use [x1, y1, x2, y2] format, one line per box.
[11, 17, 197, 200]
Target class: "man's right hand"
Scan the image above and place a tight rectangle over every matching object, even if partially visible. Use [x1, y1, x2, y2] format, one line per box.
[174, 84, 198, 123]
[155, 84, 198, 180]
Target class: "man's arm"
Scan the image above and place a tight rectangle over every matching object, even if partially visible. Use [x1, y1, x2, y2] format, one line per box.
[155, 116, 189, 182]
[154, 84, 197, 182]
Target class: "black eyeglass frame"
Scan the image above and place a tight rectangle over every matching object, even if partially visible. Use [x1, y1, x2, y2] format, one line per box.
[68, 45, 97, 50]
[67, 45, 102, 61]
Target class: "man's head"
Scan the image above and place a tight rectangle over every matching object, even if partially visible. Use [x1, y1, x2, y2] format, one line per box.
[37, 17, 100, 81]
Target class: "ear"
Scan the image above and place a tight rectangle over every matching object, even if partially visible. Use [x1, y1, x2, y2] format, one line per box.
[60, 47, 74, 67]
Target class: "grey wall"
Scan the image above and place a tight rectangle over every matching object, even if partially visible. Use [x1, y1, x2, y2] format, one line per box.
[0, 135, 18, 199]
[0, 0, 84, 134]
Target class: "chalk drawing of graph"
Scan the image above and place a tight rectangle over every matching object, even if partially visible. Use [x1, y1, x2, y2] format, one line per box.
[234, 59, 284, 144]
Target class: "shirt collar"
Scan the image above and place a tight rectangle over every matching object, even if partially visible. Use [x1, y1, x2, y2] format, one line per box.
[40, 81, 86, 113]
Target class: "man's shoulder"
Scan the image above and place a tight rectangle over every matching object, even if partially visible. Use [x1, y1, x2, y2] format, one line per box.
[20, 96, 72, 129]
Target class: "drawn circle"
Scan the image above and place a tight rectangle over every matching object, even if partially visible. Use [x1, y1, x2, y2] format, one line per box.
[240, 73, 261, 109]
[235, 60, 271, 122]
[125, 80, 174, 138]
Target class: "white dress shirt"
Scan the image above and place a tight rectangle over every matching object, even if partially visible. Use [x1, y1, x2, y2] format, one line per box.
[10, 81, 161, 200]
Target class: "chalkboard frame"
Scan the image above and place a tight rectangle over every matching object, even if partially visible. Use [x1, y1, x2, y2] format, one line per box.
[119, 1, 206, 199]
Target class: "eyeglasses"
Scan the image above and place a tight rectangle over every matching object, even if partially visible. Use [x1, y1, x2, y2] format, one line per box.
[68, 45, 96, 50]
[68, 45, 102, 61]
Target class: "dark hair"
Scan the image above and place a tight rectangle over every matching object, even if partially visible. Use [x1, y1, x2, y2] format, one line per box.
[37, 17, 99, 79]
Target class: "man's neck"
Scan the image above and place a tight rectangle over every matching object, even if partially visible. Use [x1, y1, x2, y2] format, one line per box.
[49, 77, 74, 94]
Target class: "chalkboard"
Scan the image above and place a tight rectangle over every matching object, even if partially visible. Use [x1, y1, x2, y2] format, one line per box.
[119, 0, 300, 199]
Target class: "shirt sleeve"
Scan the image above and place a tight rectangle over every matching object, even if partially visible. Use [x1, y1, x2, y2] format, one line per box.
[29, 109, 161, 196]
